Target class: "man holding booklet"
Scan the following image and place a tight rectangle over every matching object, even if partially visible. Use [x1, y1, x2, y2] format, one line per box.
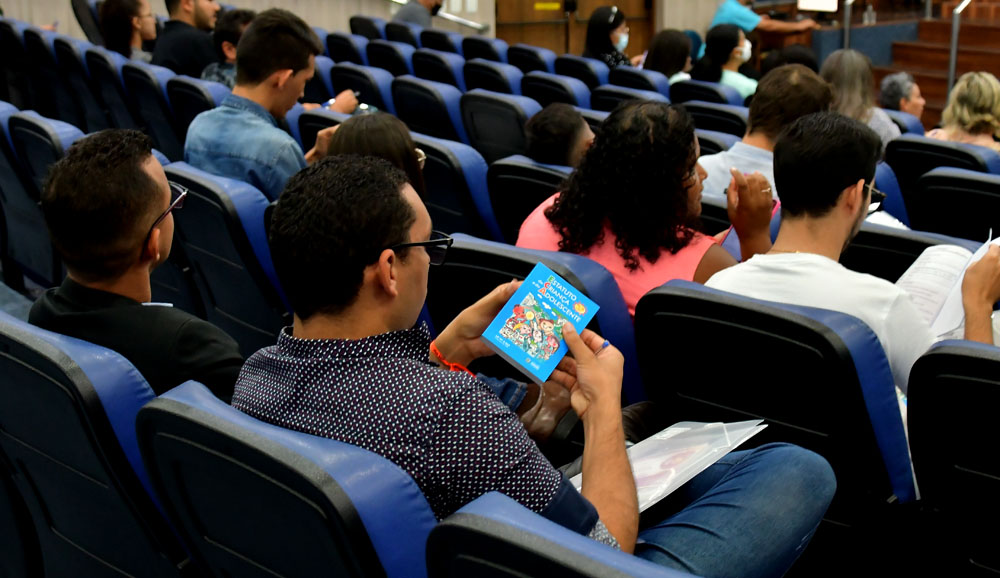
[231, 155, 835, 577]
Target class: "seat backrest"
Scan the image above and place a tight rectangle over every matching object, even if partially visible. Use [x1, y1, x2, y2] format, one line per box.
[137, 381, 439, 578]
[71, 0, 104, 44]
[52, 35, 110, 133]
[680, 100, 748, 136]
[885, 134, 1000, 214]
[85, 46, 139, 129]
[874, 161, 909, 226]
[839, 221, 979, 282]
[508, 43, 557, 74]
[462, 36, 509, 63]
[607, 67, 671, 100]
[0, 19, 32, 110]
[349, 15, 386, 40]
[554, 54, 609, 90]
[122, 61, 184, 161]
[163, 162, 291, 358]
[297, 108, 352, 151]
[590, 85, 668, 112]
[0, 459, 41, 578]
[366, 39, 416, 77]
[421, 29, 463, 54]
[912, 166, 1000, 240]
[166, 76, 230, 142]
[304, 54, 335, 103]
[486, 154, 571, 244]
[392, 76, 468, 144]
[522, 71, 590, 108]
[695, 128, 740, 156]
[413, 47, 467, 91]
[464, 58, 523, 95]
[23, 27, 74, 123]
[328, 31, 369, 65]
[881, 108, 924, 134]
[426, 234, 644, 402]
[0, 312, 187, 577]
[460, 89, 542, 163]
[670, 79, 743, 105]
[385, 21, 422, 47]
[634, 280, 916, 525]
[331, 62, 396, 114]
[428, 492, 695, 578]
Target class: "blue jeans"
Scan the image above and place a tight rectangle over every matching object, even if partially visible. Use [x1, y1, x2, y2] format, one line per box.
[635, 443, 835, 578]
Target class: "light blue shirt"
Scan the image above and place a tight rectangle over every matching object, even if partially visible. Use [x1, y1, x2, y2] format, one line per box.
[184, 94, 306, 201]
[721, 69, 758, 100]
[697, 142, 776, 202]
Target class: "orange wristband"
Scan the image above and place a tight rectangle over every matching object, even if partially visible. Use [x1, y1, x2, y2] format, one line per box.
[430, 340, 475, 376]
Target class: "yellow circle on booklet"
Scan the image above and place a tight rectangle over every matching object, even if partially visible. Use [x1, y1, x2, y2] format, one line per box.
[574, 303, 587, 314]
[525, 311, 535, 320]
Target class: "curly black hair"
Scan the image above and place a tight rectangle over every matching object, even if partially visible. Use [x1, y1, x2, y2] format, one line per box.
[543, 101, 698, 271]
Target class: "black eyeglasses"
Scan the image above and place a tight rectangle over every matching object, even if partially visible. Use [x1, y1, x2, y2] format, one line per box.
[608, 5, 618, 23]
[389, 230, 453, 265]
[866, 181, 886, 215]
[141, 182, 187, 251]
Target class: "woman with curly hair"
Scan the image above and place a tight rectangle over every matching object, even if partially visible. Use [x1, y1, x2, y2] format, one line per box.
[927, 71, 1000, 153]
[516, 101, 774, 314]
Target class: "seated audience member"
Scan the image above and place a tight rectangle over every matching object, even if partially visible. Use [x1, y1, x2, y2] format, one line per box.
[201, 8, 255, 89]
[927, 71, 1000, 153]
[760, 44, 818, 76]
[30, 129, 243, 398]
[699, 64, 832, 200]
[643, 29, 693, 84]
[583, 6, 643, 69]
[234, 154, 835, 576]
[99, 0, 157, 63]
[880, 71, 926, 123]
[516, 101, 774, 315]
[185, 8, 358, 201]
[392, 0, 441, 28]
[707, 112, 1000, 393]
[524, 103, 595, 168]
[691, 24, 757, 100]
[708, 0, 817, 48]
[820, 49, 900, 152]
[152, 0, 220, 77]
[327, 112, 427, 197]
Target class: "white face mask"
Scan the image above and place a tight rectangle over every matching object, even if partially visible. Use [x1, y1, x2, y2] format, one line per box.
[740, 40, 752, 62]
[615, 32, 629, 53]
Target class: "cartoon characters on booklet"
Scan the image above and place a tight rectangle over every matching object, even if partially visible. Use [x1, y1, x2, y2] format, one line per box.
[498, 293, 567, 361]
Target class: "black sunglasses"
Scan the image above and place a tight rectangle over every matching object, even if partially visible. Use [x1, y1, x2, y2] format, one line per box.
[141, 182, 187, 251]
[389, 230, 453, 265]
[866, 181, 886, 216]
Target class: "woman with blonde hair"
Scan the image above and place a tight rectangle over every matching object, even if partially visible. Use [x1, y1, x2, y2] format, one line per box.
[927, 71, 1000, 153]
[820, 49, 900, 151]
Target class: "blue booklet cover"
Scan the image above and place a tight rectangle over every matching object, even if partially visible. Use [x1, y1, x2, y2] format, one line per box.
[481, 263, 600, 384]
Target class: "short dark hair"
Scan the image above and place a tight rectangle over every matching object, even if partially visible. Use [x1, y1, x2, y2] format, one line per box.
[99, 0, 142, 58]
[760, 44, 819, 77]
[748, 64, 832, 140]
[525, 103, 587, 167]
[42, 129, 160, 282]
[269, 155, 415, 320]
[643, 29, 691, 79]
[327, 113, 426, 198]
[164, 0, 181, 15]
[774, 112, 882, 219]
[235, 8, 322, 86]
[213, 8, 255, 61]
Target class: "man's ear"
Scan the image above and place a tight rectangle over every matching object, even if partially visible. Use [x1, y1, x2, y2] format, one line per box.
[222, 41, 237, 63]
[141, 227, 161, 265]
[841, 178, 866, 214]
[373, 248, 400, 298]
[272, 68, 294, 90]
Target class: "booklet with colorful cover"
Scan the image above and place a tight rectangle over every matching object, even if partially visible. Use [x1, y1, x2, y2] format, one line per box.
[481, 263, 600, 384]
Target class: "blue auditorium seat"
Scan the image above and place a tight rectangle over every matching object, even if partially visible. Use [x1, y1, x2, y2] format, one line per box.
[486, 154, 571, 244]
[839, 221, 979, 282]
[590, 85, 669, 112]
[413, 47, 466, 91]
[608, 66, 671, 100]
[912, 167, 1000, 241]
[0, 459, 39, 578]
[874, 161, 908, 226]
[385, 21, 422, 47]
[460, 89, 542, 163]
[464, 58, 523, 94]
[327, 31, 369, 65]
[85, 46, 139, 129]
[421, 28, 463, 55]
[462, 35, 509, 63]
[23, 27, 75, 124]
[680, 101, 749, 136]
[311, 26, 329, 54]
[331, 62, 396, 114]
[0, 312, 189, 577]
[0, 18, 31, 110]
[554, 54, 609, 90]
[122, 61, 183, 161]
[297, 108, 352, 151]
[695, 128, 740, 156]
[521, 71, 590, 108]
[366, 39, 416, 77]
[53, 35, 109, 133]
[163, 163, 291, 357]
[137, 381, 439, 578]
[303, 54, 335, 103]
[882, 108, 924, 135]
[508, 43, 557, 74]
[392, 76, 469, 144]
[428, 492, 697, 578]
[282, 102, 306, 149]
[71, 0, 104, 44]
[166, 76, 230, 141]
[349, 15, 386, 40]
[670, 79, 743, 106]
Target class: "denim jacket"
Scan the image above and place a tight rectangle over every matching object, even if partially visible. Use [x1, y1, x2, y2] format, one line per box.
[184, 94, 305, 201]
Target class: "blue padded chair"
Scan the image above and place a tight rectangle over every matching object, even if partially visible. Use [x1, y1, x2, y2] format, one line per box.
[85, 46, 139, 129]
[521, 71, 590, 108]
[122, 61, 183, 161]
[428, 492, 697, 578]
[426, 234, 644, 402]
[882, 108, 924, 134]
[311, 26, 329, 55]
[53, 35, 110, 133]
[554, 54, 609, 90]
[576, 106, 609, 132]
[590, 85, 668, 112]
[464, 58, 522, 94]
[0, 312, 189, 577]
[327, 31, 369, 65]
[508, 43, 557, 74]
[411, 132, 501, 242]
[282, 102, 306, 150]
[163, 163, 291, 358]
[392, 76, 469, 144]
[71, 0, 104, 44]
[462, 36, 508, 63]
[680, 101, 748, 136]
[874, 161, 909, 227]
[913, 167, 1000, 241]
[137, 381, 439, 578]
[421, 28, 463, 54]
[670, 79, 743, 106]
[0, 458, 40, 578]
[486, 154, 571, 244]
[304, 54, 336, 103]
[385, 21, 422, 47]
[840, 221, 979, 283]
[634, 280, 916, 527]
[349, 15, 386, 40]
[0, 18, 32, 110]
[366, 39, 416, 77]
[460, 89, 542, 164]
[695, 128, 739, 156]
[413, 48, 467, 91]
[608, 66, 671, 100]
[330, 62, 396, 115]
[297, 108, 352, 152]
[23, 28, 75, 123]
[166, 76, 230, 141]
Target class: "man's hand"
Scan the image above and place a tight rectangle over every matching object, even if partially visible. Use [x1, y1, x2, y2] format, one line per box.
[799, 18, 820, 31]
[305, 125, 340, 164]
[561, 324, 623, 421]
[301, 102, 321, 111]
[433, 280, 521, 367]
[329, 89, 359, 114]
[962, 245, 1000, 344]
[727, 169, 774, 260]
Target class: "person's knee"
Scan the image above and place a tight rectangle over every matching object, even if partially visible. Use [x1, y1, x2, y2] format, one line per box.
[756, 443, 837, 509]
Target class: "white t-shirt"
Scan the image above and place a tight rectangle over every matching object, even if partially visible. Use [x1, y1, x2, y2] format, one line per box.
[705, 252, 936, 393]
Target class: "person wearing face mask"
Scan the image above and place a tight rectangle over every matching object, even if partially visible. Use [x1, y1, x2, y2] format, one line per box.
[583, 6, 643, 69]
[392, 0, 442, 28]
[692, 24, 758, 101]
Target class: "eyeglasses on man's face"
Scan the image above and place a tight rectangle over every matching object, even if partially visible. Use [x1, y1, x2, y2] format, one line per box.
[866, 181, 886, 216]
[389, 230, 453, 266]
[141, 182, 187, 251]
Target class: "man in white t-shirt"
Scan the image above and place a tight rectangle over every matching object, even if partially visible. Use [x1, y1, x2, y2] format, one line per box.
[707, 112, 1000, 393]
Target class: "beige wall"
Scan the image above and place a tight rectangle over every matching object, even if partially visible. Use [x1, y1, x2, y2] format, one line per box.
[655, 0, 721, 37]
